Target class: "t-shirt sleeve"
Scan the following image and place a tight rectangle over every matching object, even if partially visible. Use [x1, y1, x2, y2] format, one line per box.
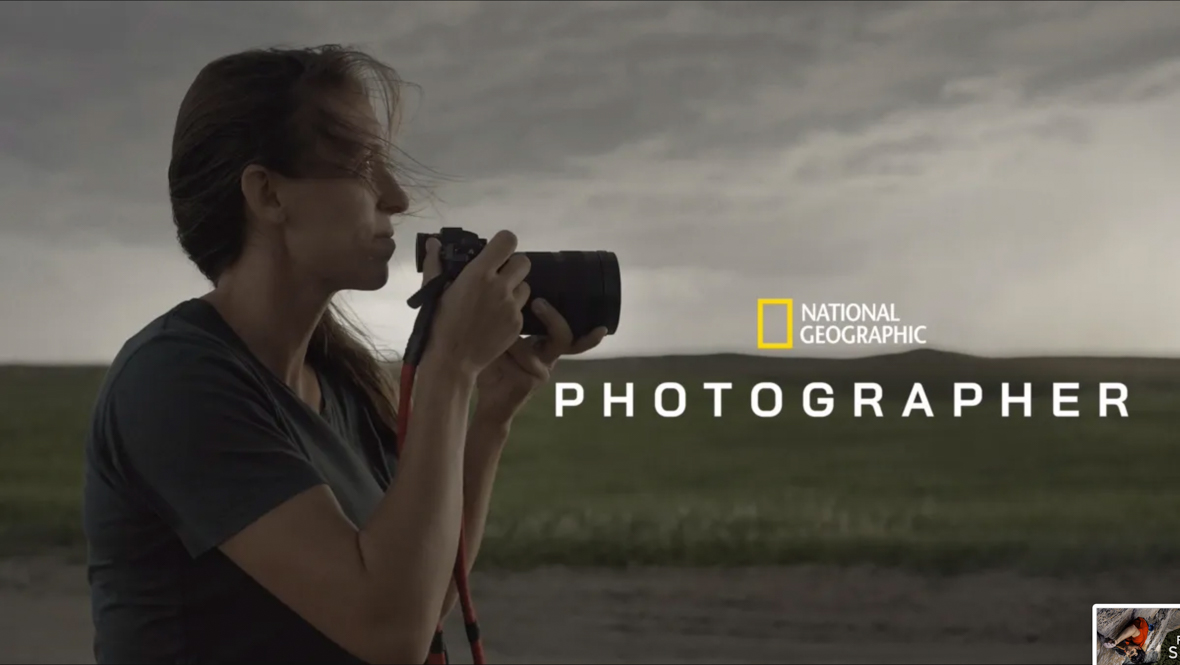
[107, 334, 327, 558]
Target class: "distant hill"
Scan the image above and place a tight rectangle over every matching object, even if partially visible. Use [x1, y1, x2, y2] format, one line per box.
[8, 347, 1180, 394]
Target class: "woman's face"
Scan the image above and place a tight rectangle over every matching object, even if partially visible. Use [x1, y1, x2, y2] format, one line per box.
[269, 93, 409, 293]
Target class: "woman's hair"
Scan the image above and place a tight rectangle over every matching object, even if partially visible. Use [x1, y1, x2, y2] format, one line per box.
[167, 44, 421, 438]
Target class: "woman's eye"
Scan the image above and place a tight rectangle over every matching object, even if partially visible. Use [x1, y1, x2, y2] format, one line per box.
[362, 155, 384, 178]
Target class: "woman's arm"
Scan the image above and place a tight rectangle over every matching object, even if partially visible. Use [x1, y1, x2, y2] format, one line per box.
[112, 232, 531, 664]
[432, 305, 611, 623]
[437, 411, 511, 622]
[219, 346, 477, 664]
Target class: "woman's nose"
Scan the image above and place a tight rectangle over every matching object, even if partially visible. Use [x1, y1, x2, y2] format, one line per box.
[376, 169, 409, 215]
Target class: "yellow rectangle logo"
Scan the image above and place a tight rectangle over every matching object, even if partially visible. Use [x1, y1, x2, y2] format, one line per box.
[757, 298, 793, 349]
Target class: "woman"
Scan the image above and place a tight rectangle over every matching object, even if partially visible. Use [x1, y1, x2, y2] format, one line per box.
[81, 45, 606, 664]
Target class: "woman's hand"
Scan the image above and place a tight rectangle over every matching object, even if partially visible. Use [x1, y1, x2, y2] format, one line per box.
[474, 298, 607, 426]
[417, 231, 607, 422]
[421, 231, 531, 377]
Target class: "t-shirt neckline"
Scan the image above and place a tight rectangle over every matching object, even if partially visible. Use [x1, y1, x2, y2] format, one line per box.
[180, 297, 332, 419]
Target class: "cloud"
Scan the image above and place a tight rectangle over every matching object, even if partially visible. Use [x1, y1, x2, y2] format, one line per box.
[2, 1, 1180, 361]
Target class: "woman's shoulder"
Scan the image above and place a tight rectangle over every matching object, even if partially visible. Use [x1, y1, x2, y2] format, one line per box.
[98, 298, 268, 406]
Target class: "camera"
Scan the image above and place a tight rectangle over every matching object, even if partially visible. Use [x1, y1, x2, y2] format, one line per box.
[415, 227, 620, 339]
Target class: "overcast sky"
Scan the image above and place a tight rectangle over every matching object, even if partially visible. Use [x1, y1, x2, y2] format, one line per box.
[3, 1, 1180, 363]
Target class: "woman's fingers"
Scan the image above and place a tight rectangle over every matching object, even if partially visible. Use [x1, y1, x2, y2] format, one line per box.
[421, 237, 442, 285]
[530, 299, 574, 364]
[507, 337, 550, 380]
[568, 327, 608, 355]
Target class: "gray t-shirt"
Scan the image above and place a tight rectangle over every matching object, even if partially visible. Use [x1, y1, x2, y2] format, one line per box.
[82, 298, 400, 663]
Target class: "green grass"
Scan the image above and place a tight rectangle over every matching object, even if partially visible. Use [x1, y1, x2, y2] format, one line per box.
[0, 365, 109, 555]
[3, 349, 1180, 574]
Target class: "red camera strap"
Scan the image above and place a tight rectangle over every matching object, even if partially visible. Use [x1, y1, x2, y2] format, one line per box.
[397, 362, 486, 665]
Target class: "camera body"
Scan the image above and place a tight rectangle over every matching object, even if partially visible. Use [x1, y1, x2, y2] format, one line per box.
[416, 227, 490, 282]
[415, 227, 620, 339]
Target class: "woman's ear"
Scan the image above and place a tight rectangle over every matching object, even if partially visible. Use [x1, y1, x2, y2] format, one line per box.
[241, 164, 286, 227]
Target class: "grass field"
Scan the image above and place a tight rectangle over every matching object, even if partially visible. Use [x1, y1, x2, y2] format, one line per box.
[2, 349, 1179, 574]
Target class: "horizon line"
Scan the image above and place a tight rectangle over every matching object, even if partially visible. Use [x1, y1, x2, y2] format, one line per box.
[7, 346, 1180, 368]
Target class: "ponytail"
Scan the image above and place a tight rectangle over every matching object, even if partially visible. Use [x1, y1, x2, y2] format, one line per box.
[309, 301, 399, 439]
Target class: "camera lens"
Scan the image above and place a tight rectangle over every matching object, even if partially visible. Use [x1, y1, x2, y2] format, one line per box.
[520, 250, 620, 338]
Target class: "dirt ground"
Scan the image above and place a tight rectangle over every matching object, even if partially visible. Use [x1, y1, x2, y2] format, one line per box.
[1, 555, 1172, 664]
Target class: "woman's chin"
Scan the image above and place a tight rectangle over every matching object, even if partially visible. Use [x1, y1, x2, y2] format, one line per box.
[348, 263, 392, 292]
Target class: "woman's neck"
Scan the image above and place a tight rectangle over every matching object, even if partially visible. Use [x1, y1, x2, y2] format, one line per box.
[202, 257, 331, 389]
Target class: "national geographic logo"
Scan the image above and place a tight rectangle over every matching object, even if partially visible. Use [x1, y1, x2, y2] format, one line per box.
[757, 299, 929, 350]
